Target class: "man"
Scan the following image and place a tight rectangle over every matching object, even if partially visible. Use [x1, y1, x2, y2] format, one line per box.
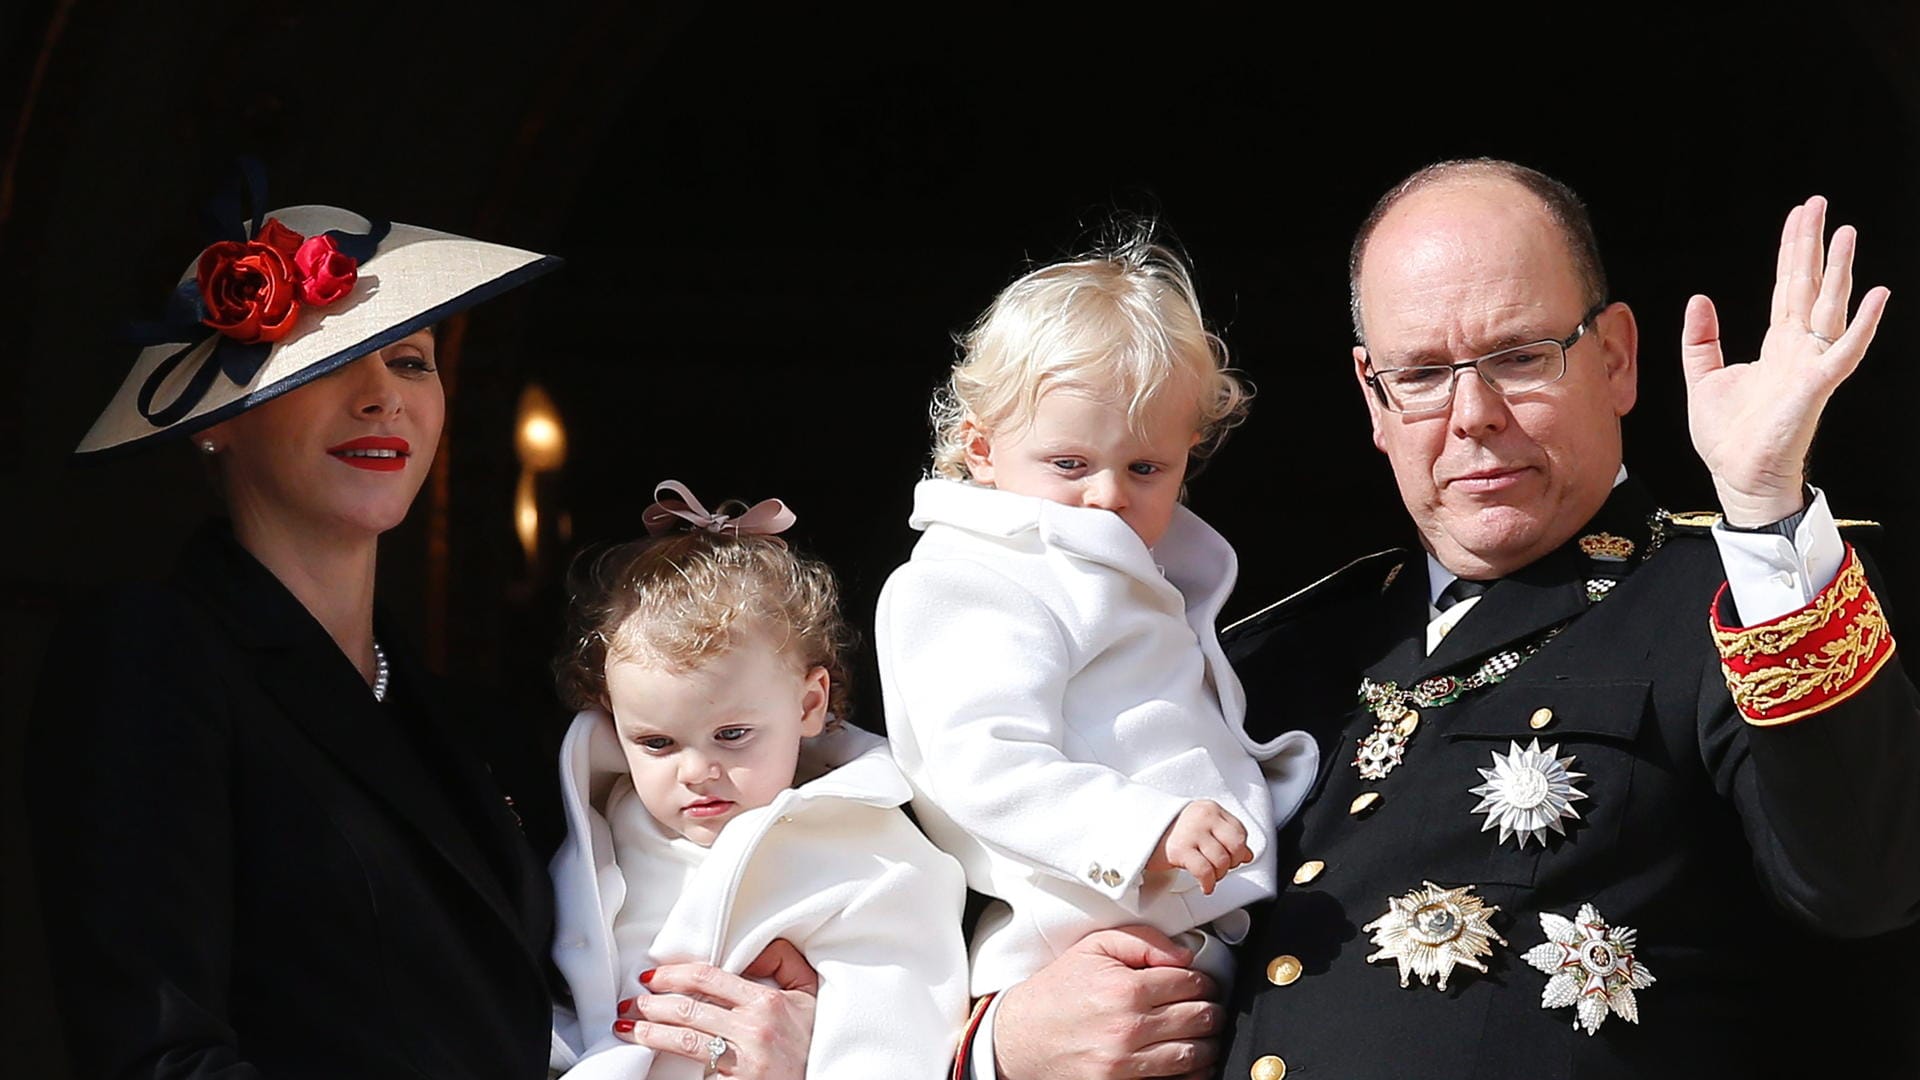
[964, 161, 1918, 1080]
[1217, 161, 1918, 1078]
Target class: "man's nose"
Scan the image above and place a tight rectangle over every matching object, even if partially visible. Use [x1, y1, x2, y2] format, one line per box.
[1449, 368, 1511, 435]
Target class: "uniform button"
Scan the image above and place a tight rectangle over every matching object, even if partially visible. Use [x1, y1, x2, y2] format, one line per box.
[777, 814, 794, 824]
[1251, 1054, 1288, 1080]
[1102, 868, 1123, 887]
[1265, 954, 1302, 986]
[1349, 791, 1382, 816]
[1529, 707, 1554, 730]
[1394, 708, 1420, 737]
[1292, 860, 1325, 885]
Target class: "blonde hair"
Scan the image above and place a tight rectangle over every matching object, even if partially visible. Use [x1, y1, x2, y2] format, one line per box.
[930, 229, 1250, 481]
[553, 521, 853, 726]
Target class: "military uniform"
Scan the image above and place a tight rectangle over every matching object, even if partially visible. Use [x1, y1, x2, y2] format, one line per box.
[1221, 479, 1920, 1079]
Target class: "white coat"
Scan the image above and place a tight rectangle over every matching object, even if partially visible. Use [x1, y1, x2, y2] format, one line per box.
[877, 479, 1320, 994]
[547, 711, 970, 1079]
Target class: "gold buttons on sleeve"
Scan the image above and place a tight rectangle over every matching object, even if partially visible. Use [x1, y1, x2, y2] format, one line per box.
[1292, 860, 1325, 885]
[1251, 1054, 1288, 1080]
[1102, 868, 1123, 888]
[1350, 791, 1382, 815]
[1086, 863, 1102, 883]
[1529, 707, 1554, 730]
[1265, 954, 1303, 986]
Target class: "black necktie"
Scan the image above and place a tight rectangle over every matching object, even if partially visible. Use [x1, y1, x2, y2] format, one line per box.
[1436, 577, 1492, 612]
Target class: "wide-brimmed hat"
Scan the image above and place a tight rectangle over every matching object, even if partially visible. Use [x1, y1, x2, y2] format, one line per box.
[77, 203, 560, 458]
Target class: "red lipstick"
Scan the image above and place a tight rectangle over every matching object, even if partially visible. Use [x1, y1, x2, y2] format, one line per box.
[327, 435, 410, 472]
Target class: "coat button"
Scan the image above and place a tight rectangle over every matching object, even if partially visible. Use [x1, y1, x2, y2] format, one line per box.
[1265, 955, 1302, 986]
[1292, 860, 1325, 885]
[1394, 708, 1420, 737]
[1529, 707, 1554, 730]
[1251, 1054, 1288, 1079]
[1349, 791, 1382, 816]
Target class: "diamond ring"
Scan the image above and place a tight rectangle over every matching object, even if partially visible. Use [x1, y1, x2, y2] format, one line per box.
[705, 1033, 729, 1073]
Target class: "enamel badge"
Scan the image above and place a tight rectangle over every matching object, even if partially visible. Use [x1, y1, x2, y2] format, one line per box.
[1468, 739, 1588, 848]
[1364, 881, 1506, 991]
[1523, 904, 1656, 1034]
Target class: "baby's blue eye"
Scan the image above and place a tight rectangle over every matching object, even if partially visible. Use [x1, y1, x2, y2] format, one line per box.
[637, 735, 675, 752]
[715, 727, 751, 743]
[1129, 463, 1161, 476]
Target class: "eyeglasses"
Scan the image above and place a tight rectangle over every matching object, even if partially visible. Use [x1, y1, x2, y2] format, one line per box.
[1362, 304, 1609, 415]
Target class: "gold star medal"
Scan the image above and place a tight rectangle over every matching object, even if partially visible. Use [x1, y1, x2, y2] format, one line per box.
[1523, 904, 1656, 1034]
[1468, 739, 1588, 848]
[1364, 881, 1507, 991]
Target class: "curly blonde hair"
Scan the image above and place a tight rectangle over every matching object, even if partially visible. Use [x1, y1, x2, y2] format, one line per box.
[929, 228, 1251, 481]
[553, 521, 853, 726]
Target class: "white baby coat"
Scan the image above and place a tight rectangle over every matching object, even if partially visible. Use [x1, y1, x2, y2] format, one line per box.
[877, 479, 1320, 994]
[547, 711, 970, 1078]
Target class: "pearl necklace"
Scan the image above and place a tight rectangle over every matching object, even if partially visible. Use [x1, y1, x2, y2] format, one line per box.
[372, 639, 391, 703]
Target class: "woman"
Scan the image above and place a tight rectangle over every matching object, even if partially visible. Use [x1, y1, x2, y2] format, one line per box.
[29, 201, 816, 1078]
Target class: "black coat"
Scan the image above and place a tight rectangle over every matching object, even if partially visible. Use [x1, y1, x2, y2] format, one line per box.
[1221, 480, 1920, 1079]
[28, 525, 560, 1079]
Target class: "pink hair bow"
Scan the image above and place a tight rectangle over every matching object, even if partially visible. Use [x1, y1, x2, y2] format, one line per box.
[641, 479, 797, 541]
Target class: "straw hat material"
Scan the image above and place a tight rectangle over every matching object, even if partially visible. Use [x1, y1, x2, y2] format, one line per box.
[78, 204, 560, 458]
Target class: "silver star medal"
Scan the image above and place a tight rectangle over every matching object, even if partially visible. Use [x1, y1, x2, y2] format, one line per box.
[1364, 881, 1507, 991]
[1523, 904, 1656, 1034]
[1468, 739, 1587, 847]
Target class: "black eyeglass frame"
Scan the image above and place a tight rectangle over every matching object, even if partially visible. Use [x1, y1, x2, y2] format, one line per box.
[1362, 302, 1612, 414]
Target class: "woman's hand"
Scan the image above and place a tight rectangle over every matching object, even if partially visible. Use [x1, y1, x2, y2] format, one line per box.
[993, 926, 1222, 1079]
[614, 939, 819, 1078]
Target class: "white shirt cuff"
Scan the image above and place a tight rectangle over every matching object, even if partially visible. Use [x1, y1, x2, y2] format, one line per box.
[1711, 486, 1847, 625]
[969, 991, 1007, 1080]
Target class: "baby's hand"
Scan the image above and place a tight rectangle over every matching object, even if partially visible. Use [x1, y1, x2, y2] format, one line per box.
[1146, 800, 1253, 894]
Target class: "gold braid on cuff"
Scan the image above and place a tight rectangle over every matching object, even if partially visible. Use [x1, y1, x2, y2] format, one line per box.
[1711, 547, 1896, 726]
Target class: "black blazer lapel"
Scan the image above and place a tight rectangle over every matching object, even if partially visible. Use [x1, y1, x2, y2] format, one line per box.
[178, 527, 534, 959]
[395, 643, 553, 948]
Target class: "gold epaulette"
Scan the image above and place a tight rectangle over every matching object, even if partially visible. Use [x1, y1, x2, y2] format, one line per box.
[1666, 511, 1720, 530]
[1666, 512, 1881, 532]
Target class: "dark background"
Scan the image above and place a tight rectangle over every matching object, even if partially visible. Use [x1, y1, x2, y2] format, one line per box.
[3, 1, 1916, 1072]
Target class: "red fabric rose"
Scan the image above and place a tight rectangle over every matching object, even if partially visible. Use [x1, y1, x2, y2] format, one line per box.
[196, 238, 303, 344]
[254, 217, 305, 259]
[294, 234, 358, 306]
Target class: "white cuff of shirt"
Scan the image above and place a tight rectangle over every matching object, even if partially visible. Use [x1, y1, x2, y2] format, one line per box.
[969, 991, 1006, 1080]
[1710, 486, 1846, 626]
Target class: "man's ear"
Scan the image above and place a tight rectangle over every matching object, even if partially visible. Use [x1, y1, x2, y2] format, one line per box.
[1354, 346, 1388, 453]
[1595, 301, 1640, 417]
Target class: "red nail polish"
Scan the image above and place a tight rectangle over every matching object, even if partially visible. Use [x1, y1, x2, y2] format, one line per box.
[613, 1019, 635, 1034]
[617, 997, 635, 1013]
[639, 968, 656, 985]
